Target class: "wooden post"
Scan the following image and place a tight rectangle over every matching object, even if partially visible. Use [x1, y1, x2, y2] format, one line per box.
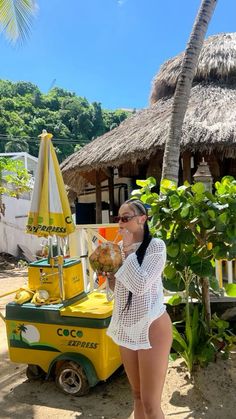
[95, 171, 102, 224]
[182, 151, 191, 183]
[108, 169, 114, 222]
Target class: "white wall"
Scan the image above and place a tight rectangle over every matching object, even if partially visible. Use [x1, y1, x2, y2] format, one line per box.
[0, 195, 43, 257]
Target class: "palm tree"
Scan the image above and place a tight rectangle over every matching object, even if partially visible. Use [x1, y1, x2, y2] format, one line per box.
[161, 0, 218, 329]
[161, 0, 218, 183]
[0, 1, 37, 213]
[0, 0, 38, 43]
[17, 323, 27, 341]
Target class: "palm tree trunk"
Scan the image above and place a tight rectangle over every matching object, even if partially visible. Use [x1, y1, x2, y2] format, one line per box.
[161, 0, 218, 183]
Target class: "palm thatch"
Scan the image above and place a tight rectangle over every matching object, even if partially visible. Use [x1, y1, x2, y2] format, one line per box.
[61, 32, 236, 193]
[150, 32, 236, 103]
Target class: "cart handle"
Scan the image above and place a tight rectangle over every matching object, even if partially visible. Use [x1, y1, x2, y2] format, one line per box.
[0, 288, 21, 299]
[0, 288, 22, 323]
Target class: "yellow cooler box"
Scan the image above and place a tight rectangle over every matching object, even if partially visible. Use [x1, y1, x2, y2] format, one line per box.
[28, 258, 84, 300]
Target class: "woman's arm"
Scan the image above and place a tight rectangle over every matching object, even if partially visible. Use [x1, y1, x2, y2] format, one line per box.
[115, 239, 166, 295]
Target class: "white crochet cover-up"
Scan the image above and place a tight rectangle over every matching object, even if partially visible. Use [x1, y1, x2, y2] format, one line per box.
[106, 238, 166, 350]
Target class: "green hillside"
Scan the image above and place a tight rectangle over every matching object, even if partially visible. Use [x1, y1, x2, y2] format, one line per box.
[0, 80, 132, 161]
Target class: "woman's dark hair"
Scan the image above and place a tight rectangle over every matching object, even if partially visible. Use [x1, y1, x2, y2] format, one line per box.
[123, 199, 152, 311]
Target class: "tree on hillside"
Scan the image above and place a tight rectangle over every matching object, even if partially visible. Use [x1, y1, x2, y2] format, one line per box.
[0, 79, 132, 160]
[0, 0, 38, 43]
[161, 0, 217, 183]
[5, 136, 29, 153]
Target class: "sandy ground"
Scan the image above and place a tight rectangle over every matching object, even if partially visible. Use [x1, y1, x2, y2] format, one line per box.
[0, 268, 236, 419]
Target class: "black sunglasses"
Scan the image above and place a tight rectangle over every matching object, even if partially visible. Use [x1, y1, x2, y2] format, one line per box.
[113, 215, 138, 223]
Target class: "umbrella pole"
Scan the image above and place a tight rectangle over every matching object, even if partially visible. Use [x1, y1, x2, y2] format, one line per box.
[57, 237, 65, 301]
[48, 237, 53, 263]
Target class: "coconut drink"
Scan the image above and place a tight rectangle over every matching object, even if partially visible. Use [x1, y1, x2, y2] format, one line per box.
[89, 242, 122, 274]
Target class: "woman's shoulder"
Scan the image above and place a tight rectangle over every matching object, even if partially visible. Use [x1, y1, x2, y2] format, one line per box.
[149, 237, 166, 252]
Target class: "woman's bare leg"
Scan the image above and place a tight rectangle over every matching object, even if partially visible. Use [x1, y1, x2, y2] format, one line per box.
[138, 312, 173, 419]
[119, 346, 145, 419]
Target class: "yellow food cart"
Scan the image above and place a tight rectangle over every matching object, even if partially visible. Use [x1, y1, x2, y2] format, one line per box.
[2, 131, 122, 396]
[3, 257, 121, 396]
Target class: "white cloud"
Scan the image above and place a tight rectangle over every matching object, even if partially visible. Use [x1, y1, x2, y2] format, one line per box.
[117, 0, 127, 6]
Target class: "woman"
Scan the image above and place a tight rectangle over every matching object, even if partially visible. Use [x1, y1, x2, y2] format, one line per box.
[106, 199, 172, 419]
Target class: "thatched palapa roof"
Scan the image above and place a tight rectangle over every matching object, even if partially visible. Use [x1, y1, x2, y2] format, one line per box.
[62, 33, 236, 192]
[150, 32, 236, 103]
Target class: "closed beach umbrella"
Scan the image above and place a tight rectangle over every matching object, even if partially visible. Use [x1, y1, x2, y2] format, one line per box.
[26, 130, 75, 237]
[26, 130, 75, 301]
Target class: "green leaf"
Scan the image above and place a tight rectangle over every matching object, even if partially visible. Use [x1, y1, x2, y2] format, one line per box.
[184, 244, 195, 253]
[215, 183, 226, 195]
[207, 209, 216, 220]
[183, 180, 191, 187]
[131, 189, 142, 197]
[215, 181, 221, 191]
[180, 204, 190, 218]
[136, 178, 156, 188]
[164, 264, 177, 280]
[185, 319, 193, 348]
[135, 179, 147, 187]
[163, 277, 185, 292]
[191, 182, 205, 194]
[160, 179, 177, 193]
[169, 194, 181, 210]
[205, 192, 215, 202]
[140, 194, 148, 203]
[216, 213, 228, 232]
[151, 213, 160, 227]
[161, 207, 172, 214]
[201, 213, 211, 229]
[191, 305, 200, 349]
[225, 284, 236, 297]
[146, 176, 156, 187]
[171, 339, 184, 354]
[209, 276, 220, 291]
[226, 224, 236, 240]
[177, 185, 188, 194]
[169, 353, 179, 361]
[145, 193, 159, 204]
[169, 194, 180, 210]
[168, 294, 182, 306]
[179, 230, 194, 244]
[167, 242, 180, 258]
[0, 0, 37, 43]
[172, 326, 188, 351]
[197, 343, 215, 364]
[222, 175, 235, 184]
[191, 260, 213, 277]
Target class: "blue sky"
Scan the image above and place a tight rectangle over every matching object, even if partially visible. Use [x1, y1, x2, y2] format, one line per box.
[1, 0, 236, 110]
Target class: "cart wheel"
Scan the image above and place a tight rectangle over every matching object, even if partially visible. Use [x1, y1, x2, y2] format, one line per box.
[55, 361, 89, 396]
[26, 364, 46, 381]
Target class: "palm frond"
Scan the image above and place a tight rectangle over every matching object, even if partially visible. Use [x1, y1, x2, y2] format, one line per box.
[0, 0, 38, 43]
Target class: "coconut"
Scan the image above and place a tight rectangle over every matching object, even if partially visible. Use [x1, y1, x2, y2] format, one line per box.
[89, 242, 122, 274]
